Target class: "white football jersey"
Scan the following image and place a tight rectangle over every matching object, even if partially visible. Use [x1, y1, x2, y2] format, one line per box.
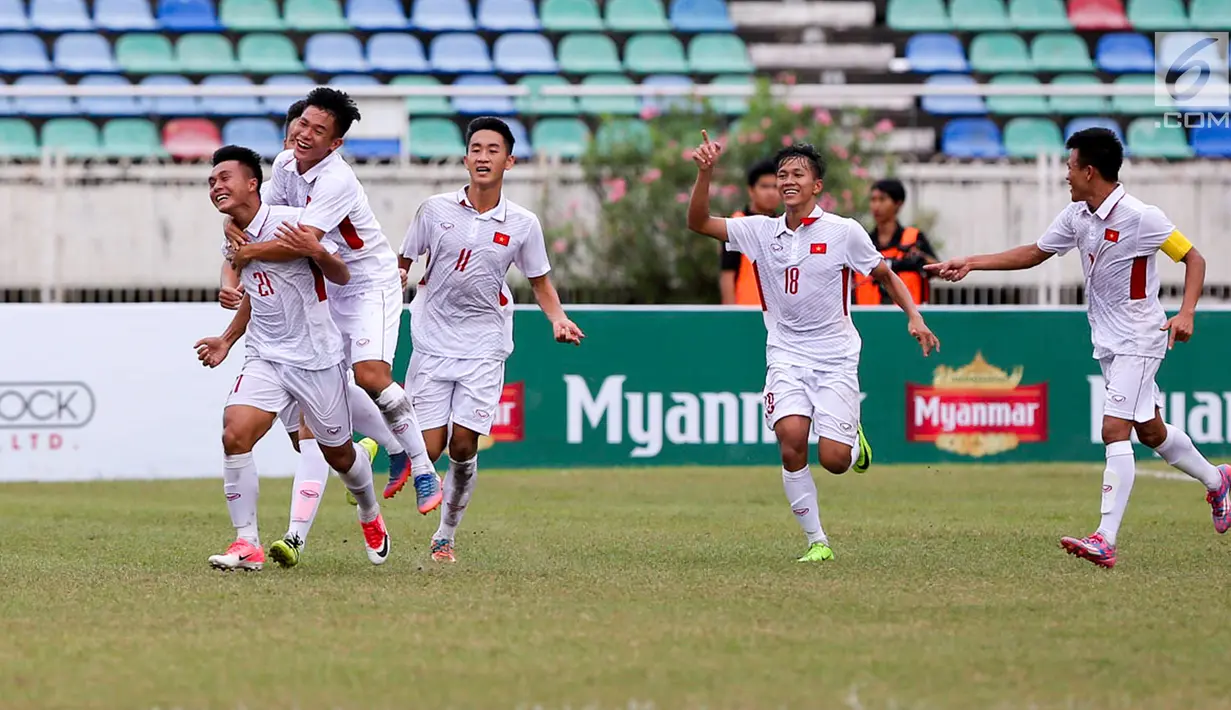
[725, 205, 884, 370]
[1037, 184, 1175, 360]
[266, 149, 400, 297]
[401, 187, 552, 360]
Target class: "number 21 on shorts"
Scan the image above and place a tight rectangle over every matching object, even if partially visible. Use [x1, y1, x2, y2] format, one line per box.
[784, 267, 799, 295]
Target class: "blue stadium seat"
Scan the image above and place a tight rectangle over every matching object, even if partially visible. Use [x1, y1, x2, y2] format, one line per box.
[262, 74, 314, 115]
[0, 79, 14, 116]
[641, 73, 695, 113]
[669, 0, 734, 31]
[452, 75, 515, 115]
[921, 75, 986, 115]
[53, 33, 117, 73]
[347, 0, 407, 30]
[429, 32, 492, 73]
[942, 118, 1005, 158]
[305, 33, 368, 73]
[343, 137, 402, 160]
[1192, 124, 1231, 157]
[0, 0, 29, 31]
[31, 0, 93, 30]
[77, 74, 143, 116]
[367, 33, 428, 73]
[95, 0, 157, 30]
[0, 34, 52, 73]
[1096, 33, 1154, 72]
[412, 0, 475, 30]
[203, 75, 265, 116]
[493, 33, 557, 73]
[905, 33, 969, 72]
[477, 0, 540, 30]
[328, 74, 379, 87]
[157, 0, 221, 31]
[504, 117, 533, 159]
[139, 75, 200, 116]
[223, 117, 283, 158]
[1065, 117, 1123, 142]
[14, 75, 76, 116]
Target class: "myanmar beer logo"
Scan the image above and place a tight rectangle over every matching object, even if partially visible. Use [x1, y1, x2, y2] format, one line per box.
[478, 381, 525, 451]
[906, 352, 1048, 457]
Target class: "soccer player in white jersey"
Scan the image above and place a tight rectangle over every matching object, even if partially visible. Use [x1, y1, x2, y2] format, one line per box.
[928, 128, 1231, 569]
[686, 132, 940, 563]
[194, 146, 391, 570]
[399, 117, 585, 563]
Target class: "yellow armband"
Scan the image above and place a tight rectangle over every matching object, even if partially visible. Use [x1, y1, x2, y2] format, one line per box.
[1160, 230, 1193, 263]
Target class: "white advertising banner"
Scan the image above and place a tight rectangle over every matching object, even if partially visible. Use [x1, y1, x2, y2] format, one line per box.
[0, 304, 303, 482]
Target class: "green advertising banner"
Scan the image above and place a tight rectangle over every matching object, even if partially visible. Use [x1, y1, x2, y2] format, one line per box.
[387, 306, 1231, 469]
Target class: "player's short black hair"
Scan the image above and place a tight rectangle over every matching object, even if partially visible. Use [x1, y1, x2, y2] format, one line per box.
[1065, 127, 1123, 182]
[284, 99, 307, 135]
[304, 87, 361, 138]
[872, 178, 906, 203]
[465, 116, 515, 153]
[212, 145, 263, 189]
[746, 159, 777, 187]
[773, 143, 826, 181]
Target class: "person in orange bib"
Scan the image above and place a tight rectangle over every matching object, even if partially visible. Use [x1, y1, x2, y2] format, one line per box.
[855, 179, 938, 306]
[720, 159, 780, 306]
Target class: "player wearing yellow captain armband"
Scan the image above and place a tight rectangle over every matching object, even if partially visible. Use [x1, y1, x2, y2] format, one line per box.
[927, 127, 1228, 570]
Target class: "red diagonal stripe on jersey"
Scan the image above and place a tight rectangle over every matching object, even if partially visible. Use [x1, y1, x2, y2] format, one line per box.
[811, 243, 827, 254]
[307, 260, 327, 301]
[493, 232, 510, 246]
[801, 216, 819, 226]
[752, 261, 767, 312]
[1129, 255, 1147, 300]
[842, 266, 850, 316]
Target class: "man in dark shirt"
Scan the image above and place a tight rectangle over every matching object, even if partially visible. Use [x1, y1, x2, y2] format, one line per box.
[720, 159, 780, 305]
[854, 179, 938, 305]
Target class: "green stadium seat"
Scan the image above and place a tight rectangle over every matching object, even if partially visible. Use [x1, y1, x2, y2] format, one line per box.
[284, 0, 350, 30]
[515, 76, 579, 116]
[950, 0, 1010, 30]
[116, 33, 177, 73]
[1127, 117, 1194, 157]
[408, 117, 465, 159]
[1008, 0, 1071, 29]
[969, 33, 1033, 72]
[102, 118, 167, 158]
[540, 0, 604, 30]
[558, 33, 622, 73]
[220, 0, 284, 30]
[709, 74, 752, 115]
[1048, 74, 1108, 114]
[578, 75, 640, 115]
[238, 34, 303, 74]
[1111, 74, 1168, 114]
[1003, 117, 1064, 157]
[0, 118, 40, 159]
[886, 0, 951, 30]
[42, 118, 100, 158]
[1126, 0, 1190, 29]
[532, 117, 590, 158]
[624, 34, 688, 74]
[177, 34, 239, 74]
[605, 0, 670, 31]
[1031, 33, 1093, 72]
[594, 118, 652, 154]
[391, 75, 453, 116]
[688, 34, 752, 73]
[1190, 0, 1231, 29]
[986, 74, 1050, 115]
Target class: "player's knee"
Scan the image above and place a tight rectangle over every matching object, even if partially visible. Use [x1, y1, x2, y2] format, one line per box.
[778, 440, 808, 472]
[1136, 418, 1167, 448]
[288, 431, 301, 453]
[449, 432, 479, 462]
[221, 426, 254, 456]
[320, 444, 356, 472]
[818, 447, 850, 475]
[352, 362, 392, 395]
[1101, 417, 1133, 446]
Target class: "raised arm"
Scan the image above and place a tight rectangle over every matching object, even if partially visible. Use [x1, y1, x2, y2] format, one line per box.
[686, 130, 729, 242]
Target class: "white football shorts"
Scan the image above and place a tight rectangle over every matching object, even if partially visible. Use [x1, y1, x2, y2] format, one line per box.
[226, 358, 353, 447]
[329, 283, 402, 367]
[763, 363, 861, 447]
[1099, 354, 1163, 423]
[406, 351, 505, 436]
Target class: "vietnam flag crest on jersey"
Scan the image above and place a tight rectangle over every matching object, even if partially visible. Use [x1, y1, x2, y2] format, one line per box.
[493, 232, 511, 246]
[810, 243, 827, 254]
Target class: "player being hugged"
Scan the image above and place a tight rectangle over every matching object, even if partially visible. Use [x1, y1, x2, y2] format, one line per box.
[686, 131, 939, 563]
[400, 116, 584, 563]
[195, 145, 390, 571]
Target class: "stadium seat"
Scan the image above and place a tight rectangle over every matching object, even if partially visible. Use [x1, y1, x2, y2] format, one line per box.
[452, 75, 515, 115]
[904, 33, 968, 72]
[1096, 33, 1154, 72]
[30, 0, 93, 31]
[886, 0, 951, 30]
[1008, 0, 1071, 29]
[263, 74, 314, 116]
[950, 0, 1010, 30]
[941, 118, 1004, 158]
[102, 118, 167, 157]
[327, 74, 380, 88]
[669, 0, 734, 31]
[503, 117, 533, 159]
[1111, 74, 1167, 114]
[1126, 117, 1193, 157]
[342, 137, 402, 161]
[1064, 116, 1123, 142]
[15, 76, 75, 116]
[921, 75, 986, 115]
[709, 74, 751, 114]
[391, 75, 453, 115]
[540, 0, 603, 30]
[367, 33, 428, 73]
[305, 33, 368, 73]
[0, 78, 11, 116]
[606, 0, 670, 31]
[579, 74, 640, 115]
[594, 118, 652, 153]
[412, 0, 475, 30]
[157, 0, 221, 31]
[968, 33, 1033, 73]
[94, 0, 156, 30]
[285, 0, 349, 30]
[202, 75, 265, 116]
[1157, 33, 1226, 78]
[1190, 0, 1231, 29]
[0, 118, 39, 158]
[1049, 74, 1109, 114]
[986, 74, 1049, 115]
[0, 33, 52, 73]
[177, 33, 238, 74]
[223, 117, 283, 158]
[516, 76, 578, 115]
[42, 118, 100, 158]
[140, 75, 200, 115]
[78, 75, 143, 116]
[408, 117, 465, 159]
[429, 32, 492, 73]
[238, 34, 303, 74]
[1191, 124, 1231, 157]
[1068, 0, 1130, 29]
[220, 0, 284, 30]
[477, 0, 539, 30]
[532, 118, 590, 159]
[1126, 0, 1189, 29]
[116, 33, 176, 73]
[624, 34, 688, 74]
[557, 33, 621, 73]
[642, 74, 696, 114]
[688, 34, 752, 73]
[348, 0, 407, 29]
[1031, 33, 1093, 72]
[493, 33, 557, 73]
[163, 118, 222, 159]
[52, 33, 116, 73]
[0, 0, 28, 30]
[1003, 117, 1064, 156]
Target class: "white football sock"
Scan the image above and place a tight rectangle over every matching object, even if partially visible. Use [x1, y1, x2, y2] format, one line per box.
[782, 465, 827, 545]
[223, 452, 260, 545]
[335, 442, 379, 522]
[1095, 440, 1136, 546]
[374, 383, 433, 474]
[434, 455, 478, 541]
[1155, 424, 1221, 491]
[286, 439, 329, 546]
[348, 382, 404, 456]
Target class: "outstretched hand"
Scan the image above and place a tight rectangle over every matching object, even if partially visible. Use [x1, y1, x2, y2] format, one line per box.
[553, 318, 585, 346]
[924, 257, 972, 283]
[909, 316, 940, 357]
[194, 336, 231, 368]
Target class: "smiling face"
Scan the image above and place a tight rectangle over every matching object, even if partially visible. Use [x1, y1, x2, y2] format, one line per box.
[289, 106, 343, 165]
[463, 129, 514, 189]
[208, 160, 257, 215]
[776, 156, 822, 209]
